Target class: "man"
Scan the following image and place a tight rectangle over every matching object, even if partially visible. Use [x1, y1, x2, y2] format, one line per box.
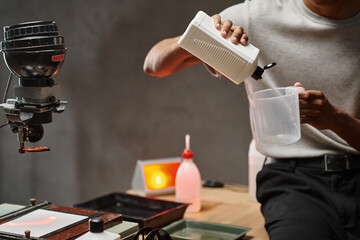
[143, 0, 360, 239]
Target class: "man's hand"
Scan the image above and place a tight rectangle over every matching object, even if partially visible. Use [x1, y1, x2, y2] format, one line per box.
[295, 82, 339, 130]
[211, 14, 248, 45]
[294, 82, 360, 151]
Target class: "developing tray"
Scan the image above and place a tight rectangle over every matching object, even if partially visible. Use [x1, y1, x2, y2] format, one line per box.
[74, 192, 188, 228]
[163, 219, 251, 240]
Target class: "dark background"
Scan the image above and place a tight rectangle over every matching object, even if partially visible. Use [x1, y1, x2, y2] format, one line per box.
[0, 0, 251, 206]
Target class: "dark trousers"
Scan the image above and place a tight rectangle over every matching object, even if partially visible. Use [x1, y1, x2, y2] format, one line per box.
[256, 159, 360, 240]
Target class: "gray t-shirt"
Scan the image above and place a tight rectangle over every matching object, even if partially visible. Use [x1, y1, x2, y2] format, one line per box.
[219, 0, 360, 158]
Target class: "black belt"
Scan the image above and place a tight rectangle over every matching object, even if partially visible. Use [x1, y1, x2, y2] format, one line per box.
[265, 154, 360, 172]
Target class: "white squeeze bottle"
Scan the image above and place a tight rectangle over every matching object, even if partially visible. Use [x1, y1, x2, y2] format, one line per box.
[175, 134, 201, 212]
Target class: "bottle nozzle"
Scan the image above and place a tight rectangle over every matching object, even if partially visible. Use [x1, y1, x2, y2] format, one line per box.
[185, 134, 190, 150]
[182, 134, 194, 159]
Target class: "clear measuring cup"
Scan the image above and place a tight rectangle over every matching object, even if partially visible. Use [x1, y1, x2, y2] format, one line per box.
[248, 87, 304, 147]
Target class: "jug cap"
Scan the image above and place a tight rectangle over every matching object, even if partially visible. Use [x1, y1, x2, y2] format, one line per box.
[251, 62, 277, 80]
[251, 66, 264, 80]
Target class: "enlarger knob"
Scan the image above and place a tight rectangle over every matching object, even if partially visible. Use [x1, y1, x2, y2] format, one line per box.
[30, 198, 36, 206]
[24, 230, 31, 238]
[89, 217, 104, 233]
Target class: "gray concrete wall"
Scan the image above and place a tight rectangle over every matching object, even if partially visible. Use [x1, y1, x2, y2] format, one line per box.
[0, 0, 251, 206]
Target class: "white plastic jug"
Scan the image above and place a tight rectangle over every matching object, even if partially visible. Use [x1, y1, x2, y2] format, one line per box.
[178, 11, 273, 84]
[248, 140, 265, 202]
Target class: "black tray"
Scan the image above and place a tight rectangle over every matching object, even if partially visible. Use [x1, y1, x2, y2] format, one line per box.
[74, 192, 188, 228]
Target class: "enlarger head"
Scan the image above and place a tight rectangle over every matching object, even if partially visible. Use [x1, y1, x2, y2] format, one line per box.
[1, 21, 66, 86]
[0, 21, 67, 153]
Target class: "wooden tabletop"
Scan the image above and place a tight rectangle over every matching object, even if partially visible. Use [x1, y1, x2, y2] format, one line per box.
[152, 184, 268, 240]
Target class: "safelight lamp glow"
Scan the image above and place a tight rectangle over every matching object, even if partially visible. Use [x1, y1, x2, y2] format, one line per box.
[131, 157, 182, 196]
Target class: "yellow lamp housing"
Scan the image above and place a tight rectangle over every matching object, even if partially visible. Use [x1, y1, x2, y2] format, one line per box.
[131, 157, 182, 196]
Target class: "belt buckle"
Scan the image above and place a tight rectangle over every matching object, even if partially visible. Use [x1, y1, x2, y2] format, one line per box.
[324, 154, 350, 172]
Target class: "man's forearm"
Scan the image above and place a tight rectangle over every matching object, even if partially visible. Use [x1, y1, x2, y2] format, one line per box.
[332, 109, 360, 151]
[143, 36, 201, 77]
